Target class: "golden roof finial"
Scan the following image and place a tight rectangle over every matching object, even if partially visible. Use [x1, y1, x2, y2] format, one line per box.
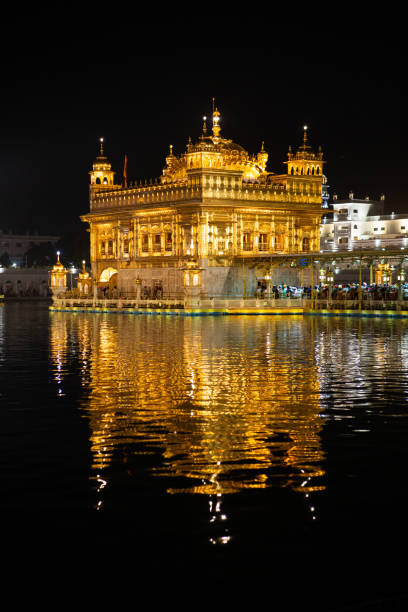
[52, 250, 65, 271]
[82, 259, 86, 273]
[202, 116, 207, 136]
[99, 137, 104, 156]
[212, 102, 221, 139]
[257, 140, 268, 171]
[303, 125, 308, 146]
[169, 144, 173, 156]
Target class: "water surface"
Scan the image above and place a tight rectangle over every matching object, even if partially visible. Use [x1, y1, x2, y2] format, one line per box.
[2, 304, 408, 608]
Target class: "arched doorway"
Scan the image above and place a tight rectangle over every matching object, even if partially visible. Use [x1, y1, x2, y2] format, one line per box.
[99, 267, 119, 292]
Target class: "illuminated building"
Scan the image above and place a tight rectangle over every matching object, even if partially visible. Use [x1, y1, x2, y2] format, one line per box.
[320, 193, 408, 252]
[81, 110, 325, 296]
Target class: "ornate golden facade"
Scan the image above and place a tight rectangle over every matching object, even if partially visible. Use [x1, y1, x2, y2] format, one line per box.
[81, 110, 325, 296]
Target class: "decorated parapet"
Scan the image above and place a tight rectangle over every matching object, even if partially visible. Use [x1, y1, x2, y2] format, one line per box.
[78, 260, 92, 295]
[50, 251, 68, 295]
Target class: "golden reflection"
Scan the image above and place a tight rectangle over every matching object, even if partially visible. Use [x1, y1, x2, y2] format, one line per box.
[49, 313, 326, 496]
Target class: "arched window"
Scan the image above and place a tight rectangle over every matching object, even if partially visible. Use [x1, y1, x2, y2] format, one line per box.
[103, 177, 108, 184]
[275, 234, 285, 251]
[95, 177, 101, 184]
[141, 234, 149, 252]
[258, 233, 268, 251]
[165, 232, 172, 251]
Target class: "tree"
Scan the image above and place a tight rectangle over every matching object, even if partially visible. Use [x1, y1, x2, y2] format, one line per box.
[24, 242, 56, 267]
[0, 252, 11, 267]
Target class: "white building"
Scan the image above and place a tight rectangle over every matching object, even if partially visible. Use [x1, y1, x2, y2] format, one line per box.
[0, 230, 60, 266]
[320, 193, 408, 252]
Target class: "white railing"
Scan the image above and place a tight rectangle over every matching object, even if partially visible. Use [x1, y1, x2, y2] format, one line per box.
[51, 296, 306, 310]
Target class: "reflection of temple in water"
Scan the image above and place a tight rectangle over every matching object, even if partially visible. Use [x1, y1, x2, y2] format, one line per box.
[49, 313, 326, 497]
[49, 313, 408, 544]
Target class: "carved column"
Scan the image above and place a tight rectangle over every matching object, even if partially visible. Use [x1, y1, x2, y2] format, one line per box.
[133, 218, 138, 259]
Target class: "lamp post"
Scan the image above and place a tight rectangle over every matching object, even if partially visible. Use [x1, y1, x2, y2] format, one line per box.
[397, 269, 405, 301]
[358, 258, 362, 310]
[136, 276, 142, 301]
[264, 273, 271, 298]
[327, 268, 334, 306]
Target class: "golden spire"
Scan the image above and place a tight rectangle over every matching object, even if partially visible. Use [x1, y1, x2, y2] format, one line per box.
[52, 250, 65, 271]
[257, 141, 268, 171]
[99, 137, 104, 156]
[301, 125, 310, 150]
[212, 102, 221, 139]
[82, 259, 86, 274]
[202, 116, 207, 137]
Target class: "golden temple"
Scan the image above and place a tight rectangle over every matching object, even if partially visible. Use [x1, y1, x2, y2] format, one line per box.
[81, 107, 325, 296]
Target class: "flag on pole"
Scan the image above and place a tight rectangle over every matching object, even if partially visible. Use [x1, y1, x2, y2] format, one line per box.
[123, 154, 128, 188]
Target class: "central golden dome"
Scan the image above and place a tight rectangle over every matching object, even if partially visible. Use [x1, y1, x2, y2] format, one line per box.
[161, 108, 268, 183]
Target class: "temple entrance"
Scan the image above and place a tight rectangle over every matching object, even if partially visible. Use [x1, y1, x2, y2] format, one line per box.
[99, 267, 119, 293]
[256, 274, 270, 297]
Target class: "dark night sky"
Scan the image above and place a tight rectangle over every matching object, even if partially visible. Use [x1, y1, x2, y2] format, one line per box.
[1, 34, 407, 237]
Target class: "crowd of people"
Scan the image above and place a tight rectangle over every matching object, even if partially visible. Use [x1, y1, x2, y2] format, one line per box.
[256, 283, 408, 300]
